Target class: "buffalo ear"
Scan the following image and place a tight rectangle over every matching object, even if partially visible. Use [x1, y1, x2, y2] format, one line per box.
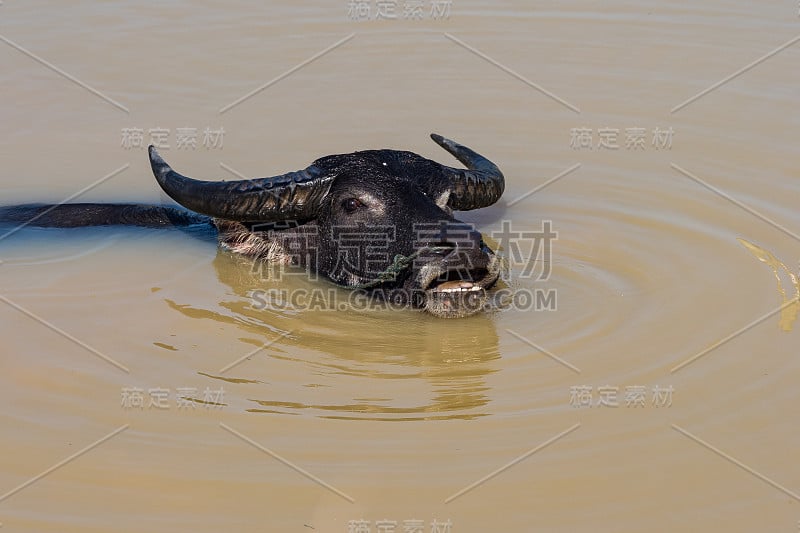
[434, 189, 451, 210]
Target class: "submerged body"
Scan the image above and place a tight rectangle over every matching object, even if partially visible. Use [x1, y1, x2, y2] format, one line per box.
[1, 134, 506, 317]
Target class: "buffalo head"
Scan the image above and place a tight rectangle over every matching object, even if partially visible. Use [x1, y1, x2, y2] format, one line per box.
[148, 134, 505, 318]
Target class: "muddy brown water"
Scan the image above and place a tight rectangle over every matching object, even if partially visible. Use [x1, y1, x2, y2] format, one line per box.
[1, 1, 799, 531]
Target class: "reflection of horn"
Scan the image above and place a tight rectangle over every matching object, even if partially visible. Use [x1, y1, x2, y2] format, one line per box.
[430, 133, 505, 210]
[149, 146, 335, 222]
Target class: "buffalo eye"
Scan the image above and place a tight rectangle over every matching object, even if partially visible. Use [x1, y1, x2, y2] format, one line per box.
[342, 198, 364, 213]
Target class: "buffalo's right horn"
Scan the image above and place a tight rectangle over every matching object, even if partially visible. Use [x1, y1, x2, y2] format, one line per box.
[148, 146, 334, 222]
[430, 134, 505, 210]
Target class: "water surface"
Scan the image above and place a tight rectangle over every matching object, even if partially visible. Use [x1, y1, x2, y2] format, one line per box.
[1, 1, 799, 531]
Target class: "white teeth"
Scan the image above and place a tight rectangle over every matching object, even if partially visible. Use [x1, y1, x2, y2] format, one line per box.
[432, 280, 480, 293]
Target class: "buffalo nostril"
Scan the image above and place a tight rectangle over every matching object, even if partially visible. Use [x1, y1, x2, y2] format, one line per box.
[431, 241, 457, 256]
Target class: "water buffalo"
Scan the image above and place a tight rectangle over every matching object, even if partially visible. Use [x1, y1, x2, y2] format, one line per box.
[0, 134, 505, 317]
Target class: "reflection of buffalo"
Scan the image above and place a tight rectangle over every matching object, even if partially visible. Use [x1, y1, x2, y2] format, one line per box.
[175, 251, 502, 421]
[0, 135, 505, 317]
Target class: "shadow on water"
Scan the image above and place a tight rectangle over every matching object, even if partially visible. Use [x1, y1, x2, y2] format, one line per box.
[170, 250, 503, 421]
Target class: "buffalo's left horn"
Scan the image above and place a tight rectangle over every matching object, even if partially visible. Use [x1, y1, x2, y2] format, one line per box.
[148, 146, 334, 222]
[430, 134, 505, 210]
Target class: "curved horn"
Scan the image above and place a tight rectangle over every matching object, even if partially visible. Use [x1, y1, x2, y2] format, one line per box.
[430, 134, 505, 210]
[148, 146, 334, 222]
